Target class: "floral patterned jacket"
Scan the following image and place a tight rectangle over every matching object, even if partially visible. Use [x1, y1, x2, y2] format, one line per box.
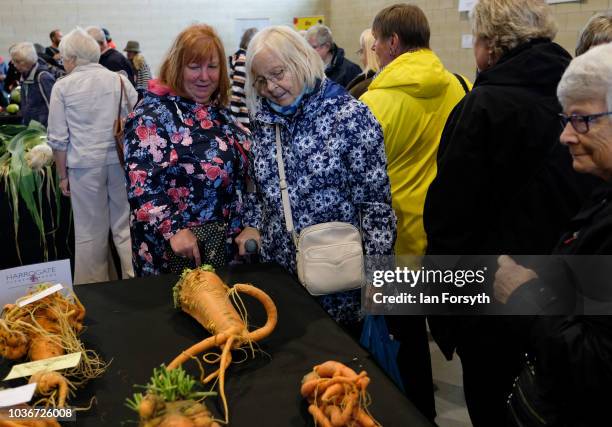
[244, 78, 396, 324]
[124, 81, 251, 276]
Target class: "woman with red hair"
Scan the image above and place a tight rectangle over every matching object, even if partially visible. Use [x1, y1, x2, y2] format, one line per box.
[124, 24, 252, 276]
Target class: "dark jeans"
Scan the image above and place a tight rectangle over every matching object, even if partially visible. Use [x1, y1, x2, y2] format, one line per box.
[387, 315, 437, 421]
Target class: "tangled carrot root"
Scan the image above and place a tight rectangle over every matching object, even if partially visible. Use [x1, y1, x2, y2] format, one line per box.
[29, 371, 74, 408]
[167, 267, 278, 424]
[0, 284, 107, 407]
[128, 366, 221, 427]
[142, 400, 221, 427]
[301, 361, 380, 427]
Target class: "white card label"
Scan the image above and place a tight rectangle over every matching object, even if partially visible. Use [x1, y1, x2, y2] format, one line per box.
[4, 352, 82, 381]
[0, 383, 37, 408]
[17, 284, 63, 308]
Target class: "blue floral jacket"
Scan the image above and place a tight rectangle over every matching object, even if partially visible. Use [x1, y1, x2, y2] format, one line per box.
[244, 79, 396, 324]
[124, 86, 251, 276]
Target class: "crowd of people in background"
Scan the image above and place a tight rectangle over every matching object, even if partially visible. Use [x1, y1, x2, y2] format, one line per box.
[3, 2, 612, 426]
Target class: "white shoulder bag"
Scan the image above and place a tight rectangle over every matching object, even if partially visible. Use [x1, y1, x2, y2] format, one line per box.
[274, 125, 365, 296]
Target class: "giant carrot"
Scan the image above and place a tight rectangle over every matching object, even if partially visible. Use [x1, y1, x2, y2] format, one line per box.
[166, 266, 277, 424]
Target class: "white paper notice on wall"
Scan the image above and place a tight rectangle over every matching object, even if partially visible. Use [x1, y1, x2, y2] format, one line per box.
[461, 34, 474, 49]
[0, 259, 73, 307]
[234, 18, 270, 51]
[458, 0, 477, 12]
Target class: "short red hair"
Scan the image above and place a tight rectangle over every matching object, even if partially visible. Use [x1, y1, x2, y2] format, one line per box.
[159, 24, 229, 106]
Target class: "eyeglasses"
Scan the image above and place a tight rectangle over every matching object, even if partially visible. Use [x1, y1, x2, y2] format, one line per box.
[252, 68, 286, 91]
[559, 111, 612, 134]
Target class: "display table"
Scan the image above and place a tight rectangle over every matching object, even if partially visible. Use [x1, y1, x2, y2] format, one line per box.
[60, 263, 433, 426]
[0, 113, 22, 125]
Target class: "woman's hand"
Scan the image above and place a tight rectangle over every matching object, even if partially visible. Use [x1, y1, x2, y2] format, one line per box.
[235, 227, 261, 256]
[53, 152, 70, 197]
[59, 177, 70, 197]
[493, 255, 538, 303]
[170, 229, 201, 266]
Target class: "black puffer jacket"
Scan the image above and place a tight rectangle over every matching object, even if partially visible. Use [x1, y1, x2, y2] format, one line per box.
[425, 39, 592, 258]
[424, 38, 597, 358]
[325, 44, 362, 88]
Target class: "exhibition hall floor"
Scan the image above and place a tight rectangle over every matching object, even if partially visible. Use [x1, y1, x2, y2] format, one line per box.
[430, 332, 472, 427]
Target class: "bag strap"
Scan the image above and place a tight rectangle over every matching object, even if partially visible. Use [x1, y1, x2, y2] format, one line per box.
[453, 73, 469, 94]
[36, 71, 52, 108]
[117, 74, 128, 119]
[117, 73, 135, 116]
[274, 124, 299, 247]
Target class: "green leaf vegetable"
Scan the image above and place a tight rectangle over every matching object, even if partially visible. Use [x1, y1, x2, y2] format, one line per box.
[0, 121, 60, 262]
[125, 365, 216, 412]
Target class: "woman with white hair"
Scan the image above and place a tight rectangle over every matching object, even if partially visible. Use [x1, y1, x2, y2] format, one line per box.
[9, 41, 55, 126]
[235, 25, 396, 334]
[423, 0, 594, 425]
[494, 42, 612, 427]
[47, 27, 137, 285]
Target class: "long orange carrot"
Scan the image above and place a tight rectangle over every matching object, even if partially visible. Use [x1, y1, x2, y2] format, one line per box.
[167, 268, 278, 425]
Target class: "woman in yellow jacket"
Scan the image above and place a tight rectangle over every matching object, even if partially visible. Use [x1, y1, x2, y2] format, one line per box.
[360, 4, 470, 256]
[359, 4, 471, 421]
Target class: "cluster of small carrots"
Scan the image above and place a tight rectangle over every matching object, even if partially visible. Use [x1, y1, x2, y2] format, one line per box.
[300, 360, 380, 427]
[0, 285, 106, 413]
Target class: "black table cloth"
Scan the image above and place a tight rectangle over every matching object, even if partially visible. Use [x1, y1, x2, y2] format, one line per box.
[5, 263, 434, 426]
[0, 113, 22, 125]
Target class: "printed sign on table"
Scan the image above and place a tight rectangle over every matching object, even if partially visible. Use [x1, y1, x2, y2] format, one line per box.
[0, 259, 72, 307]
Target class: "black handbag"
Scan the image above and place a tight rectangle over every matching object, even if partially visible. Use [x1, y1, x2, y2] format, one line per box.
[507, 355, 561, 427]
[165, 222, 228, 273]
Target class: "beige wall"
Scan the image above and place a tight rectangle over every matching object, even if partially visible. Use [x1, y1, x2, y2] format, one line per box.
[328, 0, 612, 81]
[0, 0, 328, 74]
[3, 0, 609, 80]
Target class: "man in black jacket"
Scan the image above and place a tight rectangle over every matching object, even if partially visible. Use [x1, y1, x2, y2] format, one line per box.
[45, 29, 63, 65]
[306, 25, 361, 88]
[85, 26, 135, 87]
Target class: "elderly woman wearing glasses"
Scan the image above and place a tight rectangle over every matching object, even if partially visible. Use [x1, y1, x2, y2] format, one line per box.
[235, 26, 396, 334]
[493, 42, 612, 427]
